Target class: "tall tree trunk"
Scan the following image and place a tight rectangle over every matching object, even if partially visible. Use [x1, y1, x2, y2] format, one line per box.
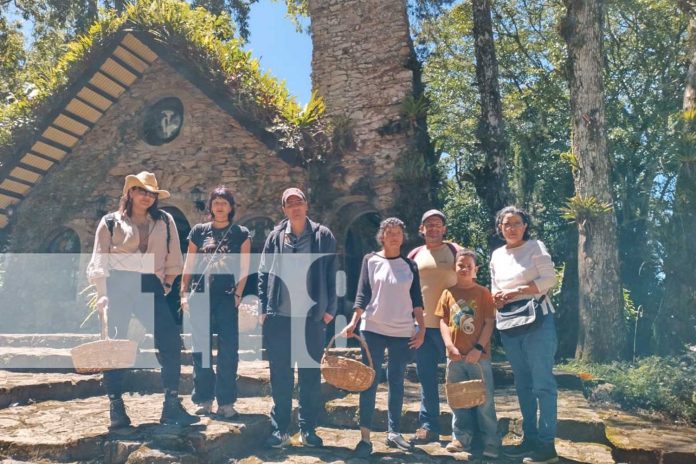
[561, 0, 626, 361]
[654, 16, 696, 354]
[471, 0, 512, 215]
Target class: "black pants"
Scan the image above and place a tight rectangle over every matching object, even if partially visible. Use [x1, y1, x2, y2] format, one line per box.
[263, 315, 326, 433]
[189, 288, 239, 406]
[103, 270, 182, 396]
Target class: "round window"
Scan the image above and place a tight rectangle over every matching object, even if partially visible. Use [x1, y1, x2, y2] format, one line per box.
[143, 97, 184, 146]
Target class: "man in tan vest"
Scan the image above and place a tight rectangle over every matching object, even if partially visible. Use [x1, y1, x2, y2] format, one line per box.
[408, 209, 462, 444]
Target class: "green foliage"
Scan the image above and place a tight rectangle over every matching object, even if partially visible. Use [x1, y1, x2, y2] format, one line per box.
[623, 288, 639, 324]
[0, 0, 307, 153]
[560, 354, 696, 424]
[560, 195, 613, 222]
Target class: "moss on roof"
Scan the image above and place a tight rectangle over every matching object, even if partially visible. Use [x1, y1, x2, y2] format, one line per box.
[0, 0, 310, 161]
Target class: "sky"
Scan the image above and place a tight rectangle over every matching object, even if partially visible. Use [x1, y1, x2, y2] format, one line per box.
[245, 1, 313, 106]
[10, 1, 314, 106]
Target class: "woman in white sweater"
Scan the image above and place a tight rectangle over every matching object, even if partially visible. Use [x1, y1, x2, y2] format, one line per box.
[490, 206, 559, 464]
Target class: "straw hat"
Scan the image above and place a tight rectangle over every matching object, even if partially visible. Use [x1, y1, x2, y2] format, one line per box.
[122, 171, 170, 199]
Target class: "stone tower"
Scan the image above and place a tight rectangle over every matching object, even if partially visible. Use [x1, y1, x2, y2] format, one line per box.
[309, 0, 432, 222]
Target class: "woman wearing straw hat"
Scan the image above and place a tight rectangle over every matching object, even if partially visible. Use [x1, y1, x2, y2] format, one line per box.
[342, 217, 426, 458]
[87, 171, 199, 429]
[180, 186, 251, 419]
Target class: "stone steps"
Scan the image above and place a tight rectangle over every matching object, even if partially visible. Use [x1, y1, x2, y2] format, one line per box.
[0, 394, 275, 463]
[0, 346, 262, 371]
[322, 383, 609, 445]
[1, 371, 695, 463]
[235, 427, 615, 464]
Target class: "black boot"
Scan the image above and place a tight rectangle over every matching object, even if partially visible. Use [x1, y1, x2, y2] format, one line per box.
[109, 396, 131, 430]
[160, 391, 200, 426]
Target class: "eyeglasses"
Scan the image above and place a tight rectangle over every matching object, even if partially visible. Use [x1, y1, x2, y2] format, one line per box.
[133, 187, 158, 199]
[502, 221, 525, 230]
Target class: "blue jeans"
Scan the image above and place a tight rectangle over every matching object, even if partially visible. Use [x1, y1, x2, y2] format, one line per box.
[189, 289, 239, 406]
[447, 358, 500, 450]
[499, 312, 558, 445]
[264, 315, 326, 433]
[359, 330, 412, 433]
[415, 327, 446, 433]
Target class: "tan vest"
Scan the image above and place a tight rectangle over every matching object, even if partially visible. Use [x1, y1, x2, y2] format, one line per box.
[411, 243, 458, 328]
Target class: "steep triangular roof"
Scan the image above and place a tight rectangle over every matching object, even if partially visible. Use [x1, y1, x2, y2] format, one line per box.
[0, 1, 308, 230]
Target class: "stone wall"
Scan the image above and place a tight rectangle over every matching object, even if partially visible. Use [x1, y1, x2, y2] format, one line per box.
[2, 58, 306, 332]
[308, 0, 420, 213]
[9, 58, 306, 254]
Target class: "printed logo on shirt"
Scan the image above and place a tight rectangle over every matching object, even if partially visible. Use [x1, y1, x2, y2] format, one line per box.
[450, 299, 477, 335]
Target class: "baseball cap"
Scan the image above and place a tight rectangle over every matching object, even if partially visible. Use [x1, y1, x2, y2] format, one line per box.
[282, 187, 306, 205]
[421, 209, 446, 224]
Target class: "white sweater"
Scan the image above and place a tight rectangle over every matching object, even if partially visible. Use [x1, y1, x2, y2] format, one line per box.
[490, 240, 557, 314]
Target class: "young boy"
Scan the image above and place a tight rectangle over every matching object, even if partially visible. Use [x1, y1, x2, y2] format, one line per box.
[435, 248, 501, 459]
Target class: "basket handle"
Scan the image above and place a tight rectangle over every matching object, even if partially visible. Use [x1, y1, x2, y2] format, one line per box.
[325, 333, 374, 371]
[100, 306, 109, 340]
[445, 360, 485, 384]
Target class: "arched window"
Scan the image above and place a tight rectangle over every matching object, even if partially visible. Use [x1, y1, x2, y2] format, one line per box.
[242, 217, 275, 253]
[45, 228, 81, 253]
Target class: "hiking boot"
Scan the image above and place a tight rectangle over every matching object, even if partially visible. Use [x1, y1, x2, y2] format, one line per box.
[504, 438, 539, 458]
[411, 427, 439, 444]
[353, 439, 373, 458]
[215, 403, 238, 419]
[194, 400, 213, 415]
[109, 397, 131, 430]
[385, 433, 413, 451]
[160, 397, 200, 426]
[300, 429, 324, 447]
[265, 431, 291, 448]
[522, 442, 559, 464]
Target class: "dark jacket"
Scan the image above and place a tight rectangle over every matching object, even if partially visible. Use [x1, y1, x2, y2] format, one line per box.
[257, 218, 337, 321]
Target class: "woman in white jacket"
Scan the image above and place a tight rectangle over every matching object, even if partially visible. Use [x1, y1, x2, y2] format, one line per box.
[490, 206, 558, 464]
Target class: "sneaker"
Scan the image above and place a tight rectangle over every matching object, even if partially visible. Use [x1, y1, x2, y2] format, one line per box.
[215, 403, 239, 419]
[385, 433, 413, 451]
[483, 444, 500, 459]
[160, 397, 200, 426]
[265, 431, 291, 449]
[445, 440, 470, 453]
[353, 439, 373, 458]
[300, 429, 324, 447]
[522, 442, 559, 464]
[194, 400, 213, 415]
[108, 397, 131, 430]
[411, 427, 439, 444]
[504, 438, 538, 458]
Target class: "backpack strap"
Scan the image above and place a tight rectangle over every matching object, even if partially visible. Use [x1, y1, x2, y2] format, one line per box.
[161, 212, 171, 254]
[445, 241, 458, 257]
[104, 213, 116, 237]
[407, 245, 425, 260]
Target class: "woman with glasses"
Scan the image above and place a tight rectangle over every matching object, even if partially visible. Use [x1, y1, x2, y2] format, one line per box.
[180, 186, 251, 419]
[87, 171, 199, 429]
[490, 206, 558, 464]
[342, 217, 426, 458]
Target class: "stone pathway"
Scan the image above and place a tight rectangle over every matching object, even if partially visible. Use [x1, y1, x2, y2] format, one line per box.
[0, 335, 695, 463]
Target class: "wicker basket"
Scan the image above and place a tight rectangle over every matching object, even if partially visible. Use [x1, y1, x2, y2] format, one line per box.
[445, 362, 487, 409]
[321, 334, 375, 392]
[238, 299, 259, 333]
[71, 339, 138, 374]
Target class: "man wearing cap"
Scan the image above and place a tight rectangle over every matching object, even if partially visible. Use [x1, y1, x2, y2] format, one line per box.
[408, 209, 462, 444]
[258, 187, 337, 448]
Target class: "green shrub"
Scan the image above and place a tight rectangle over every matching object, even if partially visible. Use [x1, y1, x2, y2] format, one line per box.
[560, 354, 696, 424]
